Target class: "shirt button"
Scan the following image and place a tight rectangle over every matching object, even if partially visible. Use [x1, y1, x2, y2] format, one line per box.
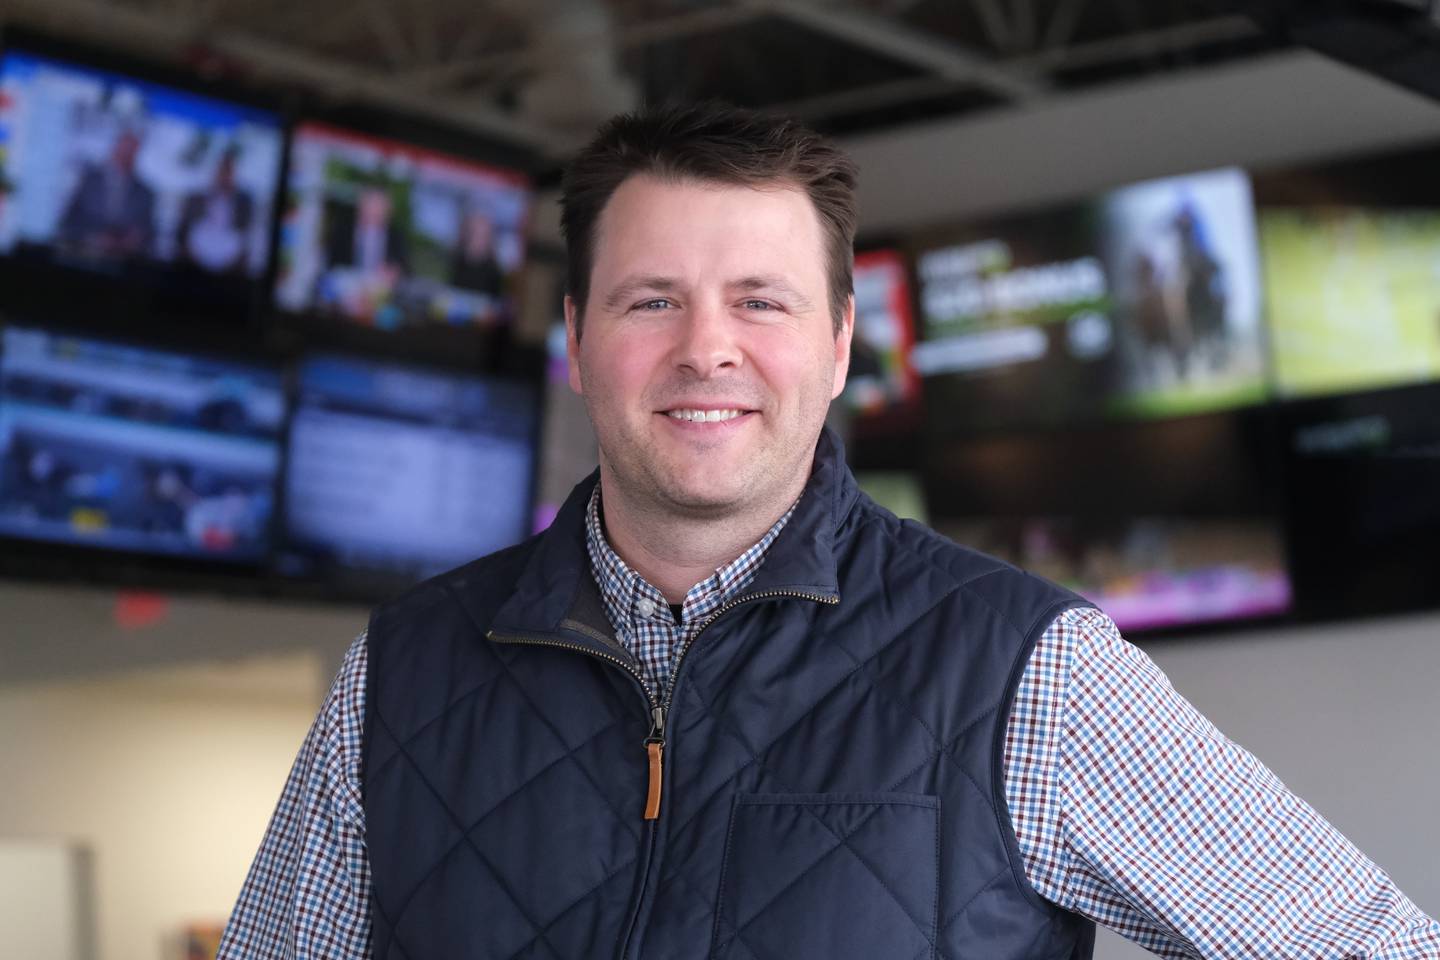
[636, 598, 656, 618]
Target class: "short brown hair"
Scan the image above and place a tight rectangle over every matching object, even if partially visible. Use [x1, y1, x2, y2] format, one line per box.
[560, 102, 858, 337]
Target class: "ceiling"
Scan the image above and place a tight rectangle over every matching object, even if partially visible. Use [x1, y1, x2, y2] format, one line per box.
[2, 0, 1286, 162]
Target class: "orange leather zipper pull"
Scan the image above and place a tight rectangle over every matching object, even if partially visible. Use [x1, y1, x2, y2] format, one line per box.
[644, 705, 666, 820]
[644, 741, 664, 820]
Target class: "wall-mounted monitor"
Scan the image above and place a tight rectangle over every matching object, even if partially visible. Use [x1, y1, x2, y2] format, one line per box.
[278, 354, 539, 586]
[274, 122, 532, 331]
[1260, 207, 1440, 399]
[938, 514, 1291, 634]
[0, 324, 283, 561]
[1278, 380, 1440, 622]
[913, 167, 1267, 435]
[0, 48, 283, 287]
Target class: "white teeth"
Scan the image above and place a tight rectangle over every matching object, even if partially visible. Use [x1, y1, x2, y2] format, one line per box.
[666, 408, 744, 422]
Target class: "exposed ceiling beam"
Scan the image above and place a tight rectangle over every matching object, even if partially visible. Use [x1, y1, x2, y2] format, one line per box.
[1009, 13, 1261, 71]
[771, 14, 1262, 122]
[392, 4, 763, 93]
[1042, 0, 1090, 50]
[753, 0, 1047, 102]
[0, 0, 570, 153]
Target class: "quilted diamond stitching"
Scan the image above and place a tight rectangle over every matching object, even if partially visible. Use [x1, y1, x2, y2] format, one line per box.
[372, 710, 560, 958]
[933, 864, 1011, 960]
[671, 663, 1000, 896]
[711, 800, 887, 949]
[663, 586, 967, 849]
[375, 705, 625, 924]
[664, 627, 1007, 954]
[826, 631, 1003, 813]
[488, 650, 645, 847]
[733, 789, 937, 943]
[370, 885, 416, 960]
[371, 719, 555, 960]
[711, 803, 885, 954]
[495, 851, 640, 960]
[368, 669, 508, 784]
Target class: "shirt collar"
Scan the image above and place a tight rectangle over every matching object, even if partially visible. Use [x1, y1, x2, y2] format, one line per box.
[584, 484, 795, 637]
[486, 426, 853, 642]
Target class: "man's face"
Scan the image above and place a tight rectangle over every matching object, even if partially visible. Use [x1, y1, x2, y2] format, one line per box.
[567, 174, 852, 519]
[358, 189, 392, 228]
[111, 132, 141, 173]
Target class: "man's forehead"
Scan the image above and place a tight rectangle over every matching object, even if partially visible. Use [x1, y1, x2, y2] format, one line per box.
[590, 174, 824, 274]
[596, 173, 817, 236]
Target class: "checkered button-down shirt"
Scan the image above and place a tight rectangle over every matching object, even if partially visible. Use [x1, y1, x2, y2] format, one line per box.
[584, 486, 794, 698]
[218, 514, 1440, 959]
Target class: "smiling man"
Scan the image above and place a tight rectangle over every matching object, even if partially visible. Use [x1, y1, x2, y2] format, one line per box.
[220, 103, 1439, 960]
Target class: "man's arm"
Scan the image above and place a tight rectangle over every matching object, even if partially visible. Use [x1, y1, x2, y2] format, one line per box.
[1004, 606, 1440, 959]
[218, 633, 373, 960]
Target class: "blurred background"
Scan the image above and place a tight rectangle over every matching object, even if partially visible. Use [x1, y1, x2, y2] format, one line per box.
[0, 1, 1437, 957]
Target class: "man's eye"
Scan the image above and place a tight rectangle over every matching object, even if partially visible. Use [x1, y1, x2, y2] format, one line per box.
[743, 299, 775, 311]
[635, 298, 674, 311]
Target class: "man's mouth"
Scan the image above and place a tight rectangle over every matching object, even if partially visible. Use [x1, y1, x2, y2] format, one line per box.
[663, 408, 749, 423]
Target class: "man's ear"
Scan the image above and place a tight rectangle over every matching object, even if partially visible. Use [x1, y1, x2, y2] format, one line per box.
[831, 293, 855, 400]
[565, 295, 583, 395]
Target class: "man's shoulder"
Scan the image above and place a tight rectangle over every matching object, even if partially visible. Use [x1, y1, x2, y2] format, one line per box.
[845, 493, 1089, 633]
[368, 531, 545, 644]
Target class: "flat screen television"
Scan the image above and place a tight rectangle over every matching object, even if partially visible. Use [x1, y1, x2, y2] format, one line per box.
[1260, 206, 1440, 399]
[1278, 380, 1440, 622]
[938, 514, 1291, 634]
[274, 121, 532, 331]
[0, 323, 284, 561]
[0, 48, 283, 289]
[278, 354, 539, 587]
[913, 167, 1268, 435]
[921, 406, 1290, 634]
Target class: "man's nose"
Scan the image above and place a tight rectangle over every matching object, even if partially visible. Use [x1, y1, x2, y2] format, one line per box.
[672, 300, 742, 378]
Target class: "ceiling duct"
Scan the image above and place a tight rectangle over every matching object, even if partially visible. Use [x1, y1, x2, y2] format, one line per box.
[494, 0, 640, 145]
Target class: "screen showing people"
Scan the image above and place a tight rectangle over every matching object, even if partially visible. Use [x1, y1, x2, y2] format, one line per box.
[275, 122, 531, 330]
[1260, 207, 1440, 398]
[280, 355, 538, 582]
[0, 50, 283, 279]
[0, 325, 283, 559]
[914, 168, 1267, 434]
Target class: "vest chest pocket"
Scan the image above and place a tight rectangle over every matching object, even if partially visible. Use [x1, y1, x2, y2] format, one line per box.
[710, 793, 940, 960]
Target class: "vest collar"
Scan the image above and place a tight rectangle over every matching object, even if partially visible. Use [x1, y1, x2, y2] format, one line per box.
[485, 426, 856, 645]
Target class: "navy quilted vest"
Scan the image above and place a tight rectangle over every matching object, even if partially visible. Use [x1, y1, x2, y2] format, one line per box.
[364, 429, 1096, 959]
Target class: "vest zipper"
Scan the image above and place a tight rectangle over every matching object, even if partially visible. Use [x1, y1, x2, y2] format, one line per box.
[487, 588, 837, 820]
[489, 587, 839, 960]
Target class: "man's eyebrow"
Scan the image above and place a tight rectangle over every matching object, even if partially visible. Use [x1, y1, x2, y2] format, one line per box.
[731, 275, 815, 309]
[602, 276, 681, 310]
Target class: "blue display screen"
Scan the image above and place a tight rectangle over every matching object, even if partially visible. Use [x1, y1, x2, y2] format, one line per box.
[0, 325, 284, 559]
[280, 355, 538, 582]
[0, 50, 284, 278]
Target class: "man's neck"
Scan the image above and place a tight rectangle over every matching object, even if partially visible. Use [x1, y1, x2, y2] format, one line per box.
[597, 471, 805, 604]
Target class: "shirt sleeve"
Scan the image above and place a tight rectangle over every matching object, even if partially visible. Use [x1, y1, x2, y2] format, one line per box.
[217, 632, 373, 960]
[1003, 605, 1440, 959]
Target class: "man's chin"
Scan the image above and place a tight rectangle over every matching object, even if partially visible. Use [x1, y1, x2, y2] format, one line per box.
[653, 480, 750, 518]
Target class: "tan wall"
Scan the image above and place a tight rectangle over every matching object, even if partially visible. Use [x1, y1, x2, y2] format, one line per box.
[0, 656, 324, 960]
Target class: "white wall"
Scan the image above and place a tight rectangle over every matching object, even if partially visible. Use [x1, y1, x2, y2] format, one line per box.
[843, 49, 1440, 233]
[0, 655, 324, 960]
[0, 840, 95, 960]
[1100, 613, 1440, 958]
